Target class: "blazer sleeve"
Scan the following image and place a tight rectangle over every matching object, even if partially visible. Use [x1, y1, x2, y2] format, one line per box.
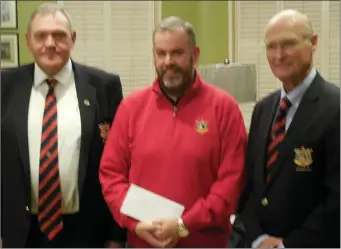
[99, 75, 126, 243]
[283, 111, 340, 248]
[240, 102, 266, 246]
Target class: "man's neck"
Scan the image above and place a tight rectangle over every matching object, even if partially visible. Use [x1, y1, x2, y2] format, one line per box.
[161, 69, 196, 103]
[282, 67, 312, 93]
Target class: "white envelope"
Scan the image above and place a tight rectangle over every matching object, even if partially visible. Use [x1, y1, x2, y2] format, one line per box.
[120, 184, 185, 223]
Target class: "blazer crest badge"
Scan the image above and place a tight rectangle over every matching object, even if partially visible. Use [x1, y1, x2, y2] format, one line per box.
[294, 146, 313, 172]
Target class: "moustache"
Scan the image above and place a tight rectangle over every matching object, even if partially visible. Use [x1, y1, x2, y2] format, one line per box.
[162, 65, 182, 76]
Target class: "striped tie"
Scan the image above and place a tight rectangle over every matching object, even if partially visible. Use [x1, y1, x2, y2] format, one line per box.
[38, 78, 63, 240]
[266, 96, 292, 182]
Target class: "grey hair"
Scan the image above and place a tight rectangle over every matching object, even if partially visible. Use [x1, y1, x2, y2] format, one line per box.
[153, 16, 197, 47]
[27, 3, 73, 33]
[265, 9, 314, 38]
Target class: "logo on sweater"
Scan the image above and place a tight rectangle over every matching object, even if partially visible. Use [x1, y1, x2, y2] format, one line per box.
[294, 146, 313, 172]
[195, 119, 209, 135]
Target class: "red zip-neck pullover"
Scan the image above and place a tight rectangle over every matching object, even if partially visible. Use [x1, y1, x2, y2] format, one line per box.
[100, 71, 247, 247]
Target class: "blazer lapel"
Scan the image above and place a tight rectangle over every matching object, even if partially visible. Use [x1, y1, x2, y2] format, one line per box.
[264, 74, 322, 192]
[72, 62, 96, 197]
[15, 64, 35, 183]
[257, 92, 280, 190]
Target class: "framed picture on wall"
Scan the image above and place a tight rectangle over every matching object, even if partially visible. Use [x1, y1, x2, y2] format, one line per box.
[1, 0, 18, 29]
[1, 33, 19, 68]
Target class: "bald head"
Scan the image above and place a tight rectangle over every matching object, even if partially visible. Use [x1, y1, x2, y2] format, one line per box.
[265, 9, 313, 38]
[264, 9, 318, 91]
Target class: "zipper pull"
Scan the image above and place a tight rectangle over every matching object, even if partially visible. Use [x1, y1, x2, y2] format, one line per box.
[173, 106, 177, 117]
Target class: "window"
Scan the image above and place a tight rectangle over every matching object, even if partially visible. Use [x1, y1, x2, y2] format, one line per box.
[58, 1, 161, 96]
[233, 1, 340, 130]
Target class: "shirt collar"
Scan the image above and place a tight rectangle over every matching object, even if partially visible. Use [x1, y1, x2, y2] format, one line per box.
[281, 68, 316, 108]
[34, 59, 73, 88]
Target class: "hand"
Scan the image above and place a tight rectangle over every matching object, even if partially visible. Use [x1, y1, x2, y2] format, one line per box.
[135, 222, 172, 248]
[152, 219, 180, 248]
[152, 219, 178, 240]
[104, 240, 123, 248]
[258, 237, 283, 248]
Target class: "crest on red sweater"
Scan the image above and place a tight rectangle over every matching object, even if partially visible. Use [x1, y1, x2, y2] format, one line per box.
[195, 119, 209, 135]
[99, 122, 110, 143]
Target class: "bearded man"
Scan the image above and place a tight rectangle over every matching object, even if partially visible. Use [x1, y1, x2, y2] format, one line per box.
[99, 16, 247, 248]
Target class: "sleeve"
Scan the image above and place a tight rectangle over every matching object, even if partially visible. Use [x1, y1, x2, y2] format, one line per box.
[107, 75, 123, 124]
[99, 100, 139, 234]
[239, 103, 266, 245]
[282, 111, 340, 248]
[181, 98, 248, 232]
[251, 234, 270, 248]
[100, 75, 127, 242]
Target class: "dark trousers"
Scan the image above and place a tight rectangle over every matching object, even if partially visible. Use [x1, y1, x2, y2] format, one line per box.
[25, 213, 83, 248]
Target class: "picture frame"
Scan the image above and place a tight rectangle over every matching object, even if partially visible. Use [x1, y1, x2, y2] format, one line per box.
[1, 33, 19, 68]
[1, 0, 18, 29]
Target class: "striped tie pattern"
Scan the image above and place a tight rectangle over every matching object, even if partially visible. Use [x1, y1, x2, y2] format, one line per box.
[266, 96, 292, 182]
[38, 78, 63, 240]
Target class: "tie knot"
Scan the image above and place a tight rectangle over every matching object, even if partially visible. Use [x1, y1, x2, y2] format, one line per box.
[46, 78, 58, 88]
[280, 96, 292, 111]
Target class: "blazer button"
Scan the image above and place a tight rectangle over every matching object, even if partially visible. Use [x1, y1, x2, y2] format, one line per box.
[25, 206, 30, 212]
[261, 198, 268, 206]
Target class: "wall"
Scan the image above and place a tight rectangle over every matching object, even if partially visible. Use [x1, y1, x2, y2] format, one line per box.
[1, 1, 55, 66]
[12, 1, 229, 66]
[162, 1, 229, 65]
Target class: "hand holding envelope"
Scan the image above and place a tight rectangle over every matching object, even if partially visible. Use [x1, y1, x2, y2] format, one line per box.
[120, 184, 185, 247]
[134, 221, 178, 248]
[152, 219, 180, 246]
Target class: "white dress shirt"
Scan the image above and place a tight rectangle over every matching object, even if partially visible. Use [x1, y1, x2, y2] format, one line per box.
[28, 59, 81, 214]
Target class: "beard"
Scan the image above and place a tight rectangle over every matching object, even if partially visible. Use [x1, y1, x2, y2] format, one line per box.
[157, 59, 194, 97]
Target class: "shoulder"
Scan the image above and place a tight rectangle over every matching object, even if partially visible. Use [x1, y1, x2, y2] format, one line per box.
[120, 86, 153, 107]
[320, 80, 340, 106]
[2, 63, 33, 81]
[318, 80, 340, 128]
[1, 63, 34, 95]
[202, 81, 239, 106]
[73, 62, 121, 88]
[201, 81, 242, 116]
[253, 90, 280, 115]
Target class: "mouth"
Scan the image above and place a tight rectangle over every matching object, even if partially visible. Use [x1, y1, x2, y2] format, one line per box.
[44, 53, 59, 60]
[164, 70, 178, 77]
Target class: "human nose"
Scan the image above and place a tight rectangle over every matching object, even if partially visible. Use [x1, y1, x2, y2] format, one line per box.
[164, 54, 174, 66]
[44, 35, 56, 47]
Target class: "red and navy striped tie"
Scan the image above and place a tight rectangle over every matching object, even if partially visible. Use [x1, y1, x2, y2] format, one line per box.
[266, 96, 292, 182]
[38, 78, 63, 240]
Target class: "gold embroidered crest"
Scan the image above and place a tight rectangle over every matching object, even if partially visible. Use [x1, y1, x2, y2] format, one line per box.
[195, 119, 209, 135]
[98, 122, 110, 143]
[294, 146, 313, 172]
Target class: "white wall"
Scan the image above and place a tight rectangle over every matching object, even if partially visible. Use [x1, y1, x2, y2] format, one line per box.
[233, 1, 340, 130]
[57, 1, 162, 97]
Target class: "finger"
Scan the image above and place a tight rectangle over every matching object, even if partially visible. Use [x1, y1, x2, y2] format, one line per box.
[144, 233, 168, 248]
[143, 223, 160, 233]
[152, 221, 163, 230]
[161, 237, 174, 248]
[152, 220, 163, 225]
[259, 241, 274, 248]
[164, 237, 178, 248]
[153, 230, 168, 241]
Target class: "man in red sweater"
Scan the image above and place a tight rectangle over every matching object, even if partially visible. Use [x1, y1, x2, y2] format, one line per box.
[99, 16, 247, 248]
